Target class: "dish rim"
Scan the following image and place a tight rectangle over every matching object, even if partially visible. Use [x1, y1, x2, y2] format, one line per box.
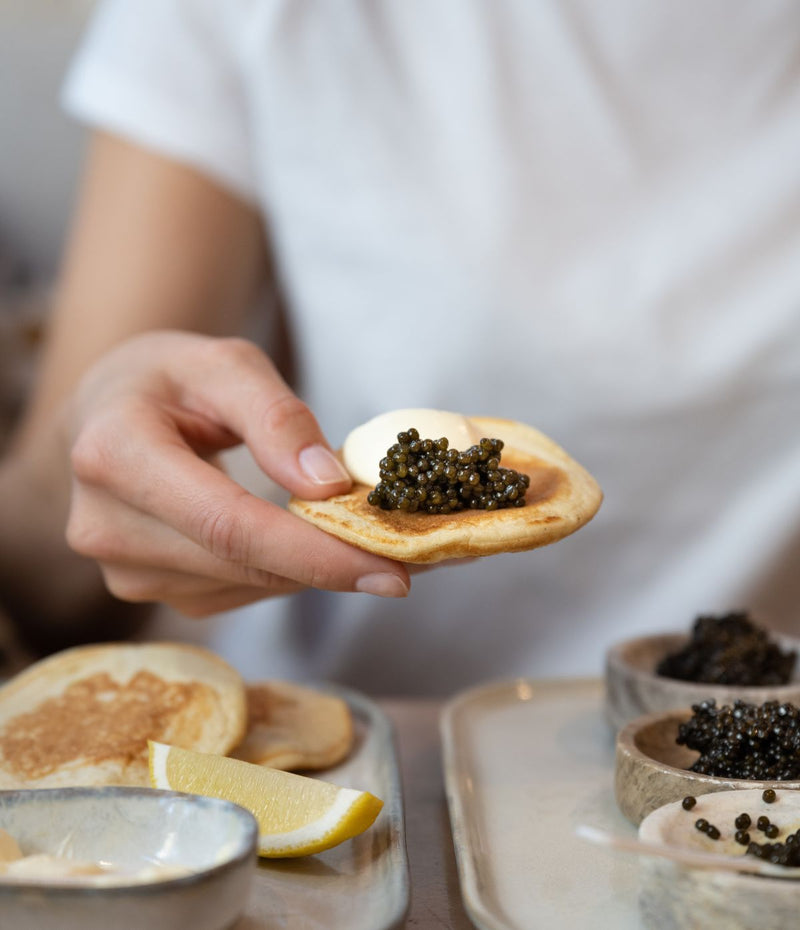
[0, 785, 258, 897]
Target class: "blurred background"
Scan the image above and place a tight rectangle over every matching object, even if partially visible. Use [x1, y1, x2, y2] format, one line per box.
[3, 2, 799, 692]
[0, 1, 97, 668]
[0, 1, 95, 446]
[0, 0, 277, 671]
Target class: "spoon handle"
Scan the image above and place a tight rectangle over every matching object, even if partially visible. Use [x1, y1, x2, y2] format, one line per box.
[575, 823, 793, 877]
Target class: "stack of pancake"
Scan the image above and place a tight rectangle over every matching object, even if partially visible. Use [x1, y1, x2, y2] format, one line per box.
[0, 642, 354, 789]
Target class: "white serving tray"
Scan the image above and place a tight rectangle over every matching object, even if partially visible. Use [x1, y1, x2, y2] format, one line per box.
[441, 678, 641, 930]
[238, 687, 409, 930]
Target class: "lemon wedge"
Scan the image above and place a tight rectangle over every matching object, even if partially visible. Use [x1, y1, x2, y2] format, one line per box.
[148, 740, 383, 858]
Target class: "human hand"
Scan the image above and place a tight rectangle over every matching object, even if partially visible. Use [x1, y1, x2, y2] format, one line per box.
[65, 331, 410, 616]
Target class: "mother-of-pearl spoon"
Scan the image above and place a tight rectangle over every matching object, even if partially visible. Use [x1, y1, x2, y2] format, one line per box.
[576, 823, 800, 879]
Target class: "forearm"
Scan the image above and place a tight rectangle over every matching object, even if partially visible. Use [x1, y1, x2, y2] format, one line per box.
[14, 132, 268, 451]
[0, 414, 149, 654]
[0, 130, 332, 648]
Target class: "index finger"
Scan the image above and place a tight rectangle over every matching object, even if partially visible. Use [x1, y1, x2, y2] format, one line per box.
[167, 337, 354, 499]
[70, 398, 410, 597]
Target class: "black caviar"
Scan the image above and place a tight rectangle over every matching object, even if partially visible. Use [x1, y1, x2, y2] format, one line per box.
[656, 611, 796, 685]
[680, 790, 800, 867]
[747, 828, 800, 866]
[676, 699, 800, 780]
[682, 795, 697, 810]
[694, 817, 721, 839]
[366, 428, 530, 514]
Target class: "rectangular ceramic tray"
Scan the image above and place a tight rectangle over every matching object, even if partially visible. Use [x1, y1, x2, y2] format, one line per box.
[237, 687, 409, 930]
[441, 678, 642, 930]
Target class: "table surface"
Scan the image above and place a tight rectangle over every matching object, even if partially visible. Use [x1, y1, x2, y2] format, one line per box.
[380, 698, 475, 930]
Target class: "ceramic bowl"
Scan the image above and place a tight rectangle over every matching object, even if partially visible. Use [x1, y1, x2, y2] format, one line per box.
[0, 786, 257, 930]
[604, 632, 800, 731]
[638, 788, 800, 930]
[614, 708, 800, 825]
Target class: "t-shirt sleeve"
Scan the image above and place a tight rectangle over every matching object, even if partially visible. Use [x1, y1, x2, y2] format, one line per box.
[62, 0, 258, 205]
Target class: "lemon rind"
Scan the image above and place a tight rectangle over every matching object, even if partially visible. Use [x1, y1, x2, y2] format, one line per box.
[148, 740, 383, 859]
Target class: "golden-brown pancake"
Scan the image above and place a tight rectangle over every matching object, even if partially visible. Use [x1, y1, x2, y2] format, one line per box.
[231, 680, 354, 771]
[289, 416, 602, 563]
[0, 642, 247, 789]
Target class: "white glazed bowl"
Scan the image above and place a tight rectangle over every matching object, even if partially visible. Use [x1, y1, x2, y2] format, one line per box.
[604, 632, 800, 731]
[0, 786, 257, 930]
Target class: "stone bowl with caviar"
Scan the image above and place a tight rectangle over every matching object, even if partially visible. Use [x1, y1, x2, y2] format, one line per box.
[615, 695, 800, 825]
[637, 788, 800, 930]
[605, 612, 800, 731]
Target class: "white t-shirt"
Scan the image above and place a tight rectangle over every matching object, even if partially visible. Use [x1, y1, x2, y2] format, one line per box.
[63, 0, 800, 694]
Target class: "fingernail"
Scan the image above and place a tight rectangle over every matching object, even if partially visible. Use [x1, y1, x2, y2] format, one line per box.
[298, 444, 351, 485]
[356, 573, 409, 598]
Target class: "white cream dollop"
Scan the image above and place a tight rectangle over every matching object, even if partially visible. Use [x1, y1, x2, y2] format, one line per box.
[342, 409, 480, 487]
[0, 828, 191, 886]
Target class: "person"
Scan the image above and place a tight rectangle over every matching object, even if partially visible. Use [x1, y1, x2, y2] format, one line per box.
[1, 0, 799, 694]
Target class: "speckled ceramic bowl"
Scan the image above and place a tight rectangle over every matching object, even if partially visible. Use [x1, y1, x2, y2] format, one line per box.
[614, 708, 800, 826]
[0, 786, 257, 930]
[604, 632, 800, 731]
[638, 788, 800, 930]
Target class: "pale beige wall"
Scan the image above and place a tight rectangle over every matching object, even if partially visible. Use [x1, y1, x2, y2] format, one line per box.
[1, 1, 96, 279]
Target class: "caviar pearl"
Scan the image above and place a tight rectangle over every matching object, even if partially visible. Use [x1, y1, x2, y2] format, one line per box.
[746, 827, 800, 866]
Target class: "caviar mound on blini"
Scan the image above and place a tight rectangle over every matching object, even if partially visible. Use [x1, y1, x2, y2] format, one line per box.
[288, 416, 602, 563]
[367, 429, 530, 515]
